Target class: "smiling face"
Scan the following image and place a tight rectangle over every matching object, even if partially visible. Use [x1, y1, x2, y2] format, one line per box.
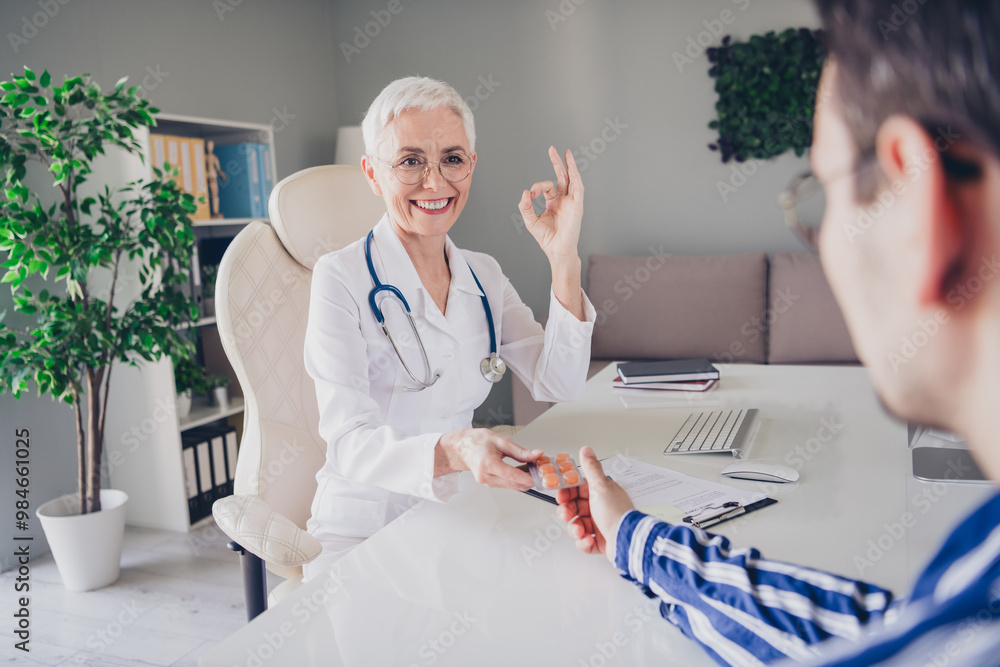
[362, 105, 476, 244]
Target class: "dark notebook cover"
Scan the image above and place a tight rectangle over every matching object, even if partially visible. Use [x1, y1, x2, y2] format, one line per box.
[617, 358, 720, 384]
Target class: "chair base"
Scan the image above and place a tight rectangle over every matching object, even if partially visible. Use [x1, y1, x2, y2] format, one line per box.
[227, 540, 268, 621]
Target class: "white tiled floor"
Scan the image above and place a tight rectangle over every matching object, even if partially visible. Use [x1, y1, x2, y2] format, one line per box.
[0, 521, 276, 666]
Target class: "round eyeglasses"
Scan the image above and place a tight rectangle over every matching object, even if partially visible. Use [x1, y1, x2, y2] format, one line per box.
[373, 152, 474, 186]
[777, 171, 825, 252]
[778, 148, 981, 253]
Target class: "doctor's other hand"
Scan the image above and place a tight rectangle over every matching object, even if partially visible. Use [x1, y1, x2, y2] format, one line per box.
[556, 446, 635, 563]
[518, 146, 584, 262]
[434, 428, 542, 491]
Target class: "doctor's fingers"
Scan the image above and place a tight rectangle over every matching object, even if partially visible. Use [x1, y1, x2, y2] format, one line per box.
[476, 464, 534, 491]
[547, 145, 569, 195]
[527, 180, 559, 204]
[490, 436, 543, 463]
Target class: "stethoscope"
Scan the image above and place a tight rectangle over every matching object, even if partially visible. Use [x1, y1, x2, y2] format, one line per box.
[365, 231, 506, 391]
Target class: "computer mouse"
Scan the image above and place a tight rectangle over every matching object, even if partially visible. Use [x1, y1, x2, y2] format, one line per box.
[721, 460, 800, 483]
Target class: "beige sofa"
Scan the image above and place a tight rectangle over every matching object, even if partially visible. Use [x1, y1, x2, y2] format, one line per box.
[513, 251, 859, 426]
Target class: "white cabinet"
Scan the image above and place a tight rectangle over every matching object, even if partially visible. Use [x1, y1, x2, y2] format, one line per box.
[104, 114, 275, 531]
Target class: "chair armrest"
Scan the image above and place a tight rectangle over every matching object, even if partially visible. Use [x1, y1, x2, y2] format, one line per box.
[213, 495, 322, 568]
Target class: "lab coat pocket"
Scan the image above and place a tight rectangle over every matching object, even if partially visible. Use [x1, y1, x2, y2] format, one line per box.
[321, 494, 385, 539]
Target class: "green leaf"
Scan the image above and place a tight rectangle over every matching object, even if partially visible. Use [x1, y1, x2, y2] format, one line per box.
[23, 67, 35, 81]
[39, 70, 50, 88]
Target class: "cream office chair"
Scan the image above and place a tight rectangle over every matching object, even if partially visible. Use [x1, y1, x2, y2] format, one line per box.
[211, 165, 385, 621]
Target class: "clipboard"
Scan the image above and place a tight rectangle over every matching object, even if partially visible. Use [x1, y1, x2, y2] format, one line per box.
[681, 498, 777, 529]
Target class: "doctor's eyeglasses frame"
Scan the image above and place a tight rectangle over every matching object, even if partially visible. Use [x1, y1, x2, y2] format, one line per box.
[369, 151, 474, 186]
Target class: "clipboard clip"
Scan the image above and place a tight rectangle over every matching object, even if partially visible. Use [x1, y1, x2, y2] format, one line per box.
[683, 502, 745, 529]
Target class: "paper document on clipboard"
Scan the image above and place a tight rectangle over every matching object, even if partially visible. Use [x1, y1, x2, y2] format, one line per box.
[602, 454, 774, 528]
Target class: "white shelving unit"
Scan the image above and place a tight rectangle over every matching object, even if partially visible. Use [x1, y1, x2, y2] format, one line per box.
[104, 114, 275, 532]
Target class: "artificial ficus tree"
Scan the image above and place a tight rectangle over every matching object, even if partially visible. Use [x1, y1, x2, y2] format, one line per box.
[0, 68, 199, 514]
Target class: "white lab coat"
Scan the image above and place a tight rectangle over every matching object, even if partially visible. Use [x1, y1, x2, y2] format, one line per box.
[302, 215, 596, 579]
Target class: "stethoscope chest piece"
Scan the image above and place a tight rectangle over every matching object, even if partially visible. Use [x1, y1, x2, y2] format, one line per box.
[481, 353, 506, 383]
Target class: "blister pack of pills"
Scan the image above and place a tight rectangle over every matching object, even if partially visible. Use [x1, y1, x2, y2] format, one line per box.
[527, 452, 583, 491]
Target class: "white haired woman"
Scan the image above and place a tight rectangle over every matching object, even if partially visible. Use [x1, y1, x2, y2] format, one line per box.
[302, 76, 595, 578]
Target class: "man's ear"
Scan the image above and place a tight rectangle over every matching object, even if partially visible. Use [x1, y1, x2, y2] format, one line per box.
[875, 115, 965, 308]
[361, 156, 383, 197]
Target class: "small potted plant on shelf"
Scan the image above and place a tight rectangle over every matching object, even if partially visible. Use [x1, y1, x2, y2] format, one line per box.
[202, 263, 218, 317]
[207, 373, 231, 410]
[173, 355, 209, 418]
[0, 68, 198, 591]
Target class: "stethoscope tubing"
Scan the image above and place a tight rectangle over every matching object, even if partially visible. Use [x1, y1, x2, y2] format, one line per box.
[364, 230, 503, 390]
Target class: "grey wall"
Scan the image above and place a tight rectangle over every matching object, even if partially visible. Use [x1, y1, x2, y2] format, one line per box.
[1, 0, 823, 568]
[326, 0, 821, 424]
[0, 0, 340, 570]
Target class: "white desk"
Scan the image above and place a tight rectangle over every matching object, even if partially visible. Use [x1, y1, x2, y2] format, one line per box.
[200, 364, 993, 667]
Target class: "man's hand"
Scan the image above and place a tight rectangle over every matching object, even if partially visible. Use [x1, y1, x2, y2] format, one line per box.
[435, 428, 542, 491]
[556, 446, 635, 563]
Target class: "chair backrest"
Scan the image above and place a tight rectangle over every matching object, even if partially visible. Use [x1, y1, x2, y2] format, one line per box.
[215, 165, 384, 577]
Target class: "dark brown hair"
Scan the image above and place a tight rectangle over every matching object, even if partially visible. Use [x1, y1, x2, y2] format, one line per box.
[815, 0, 999, 179]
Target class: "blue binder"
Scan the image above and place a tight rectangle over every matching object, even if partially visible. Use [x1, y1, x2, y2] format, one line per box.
[214, 143, 264, 218]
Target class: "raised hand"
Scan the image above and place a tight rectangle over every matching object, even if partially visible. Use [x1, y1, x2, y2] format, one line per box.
[517, 146, 585, 261]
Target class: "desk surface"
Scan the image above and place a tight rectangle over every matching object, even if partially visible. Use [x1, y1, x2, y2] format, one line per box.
[200, 364, 993, 667]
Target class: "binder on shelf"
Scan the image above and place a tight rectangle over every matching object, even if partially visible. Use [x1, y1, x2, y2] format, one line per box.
[208, 428, 229, 501]
[214, 143, 263, 218]
[150, 134, 211, 221]
[223, 427, 238, 496]
[180, 435, 202, 524]
[194, 434, 215, 517]
[189, 138, 211, 221]
[190, 242, 203, 315]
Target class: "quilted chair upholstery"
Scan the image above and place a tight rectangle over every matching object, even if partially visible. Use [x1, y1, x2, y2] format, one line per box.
[212, 165, 384, 614]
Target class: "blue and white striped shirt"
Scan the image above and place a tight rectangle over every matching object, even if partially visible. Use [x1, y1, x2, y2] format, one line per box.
[614, 490, 1000, 666]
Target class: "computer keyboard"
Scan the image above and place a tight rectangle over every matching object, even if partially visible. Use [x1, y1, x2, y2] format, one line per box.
[664, 408, 761, 458]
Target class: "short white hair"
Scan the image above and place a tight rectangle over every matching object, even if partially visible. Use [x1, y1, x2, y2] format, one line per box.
[361, 76, 476, 157]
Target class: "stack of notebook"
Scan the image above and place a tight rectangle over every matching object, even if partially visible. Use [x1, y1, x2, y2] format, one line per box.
[614, 358, 720, 392]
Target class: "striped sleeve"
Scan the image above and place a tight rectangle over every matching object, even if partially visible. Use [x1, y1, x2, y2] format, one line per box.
[614, 511, 896, 667]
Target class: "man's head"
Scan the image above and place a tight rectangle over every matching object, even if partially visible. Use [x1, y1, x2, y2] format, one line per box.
[812, 0, 1000, 475]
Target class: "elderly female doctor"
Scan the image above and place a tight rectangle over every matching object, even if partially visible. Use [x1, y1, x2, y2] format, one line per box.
[302, 76, 596, 579]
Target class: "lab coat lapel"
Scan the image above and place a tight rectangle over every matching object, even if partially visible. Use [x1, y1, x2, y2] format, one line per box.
[369, 216, 456, 343]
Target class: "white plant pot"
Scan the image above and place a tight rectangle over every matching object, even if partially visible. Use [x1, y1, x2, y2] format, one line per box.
[36, 489, 129, 591]
[213, 386, 229, 410]
[176, 389, 192, 419]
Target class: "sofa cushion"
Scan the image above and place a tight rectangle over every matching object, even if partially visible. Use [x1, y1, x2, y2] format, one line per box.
[766, 252, 858, 363]
[588, 253, 767, 363]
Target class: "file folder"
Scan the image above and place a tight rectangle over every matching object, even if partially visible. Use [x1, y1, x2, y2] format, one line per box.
[214, 143, 263, 218]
